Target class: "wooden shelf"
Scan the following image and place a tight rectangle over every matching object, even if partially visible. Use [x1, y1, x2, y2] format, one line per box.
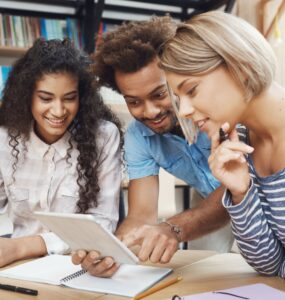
[0, 46, 28, 57]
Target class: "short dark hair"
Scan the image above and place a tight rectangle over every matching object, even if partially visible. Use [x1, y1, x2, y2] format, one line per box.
[92, 16, 176, 93]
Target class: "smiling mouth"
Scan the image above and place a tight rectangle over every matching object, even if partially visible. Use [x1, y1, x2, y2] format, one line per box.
[195, 118, 209, 129]
[147, 116, 168, 128]
[45, 117, 67, 126]
[151, 115, 167, 124]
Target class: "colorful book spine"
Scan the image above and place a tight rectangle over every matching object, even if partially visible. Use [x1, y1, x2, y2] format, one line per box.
[0, 65, 12, 100]
[0, 13, 82, 48]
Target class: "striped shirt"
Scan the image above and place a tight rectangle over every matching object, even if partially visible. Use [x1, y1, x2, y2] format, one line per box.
[0, 121, 121, 254]
[223, 129, 285, 278]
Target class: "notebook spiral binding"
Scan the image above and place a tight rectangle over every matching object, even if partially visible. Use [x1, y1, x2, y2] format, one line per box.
[61, 269, 87, 283]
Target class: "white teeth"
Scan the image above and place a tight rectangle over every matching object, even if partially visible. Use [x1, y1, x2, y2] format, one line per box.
[152, 116, 165, 124]
[46, 118, 65, 124]
[197, 120, 206, 128]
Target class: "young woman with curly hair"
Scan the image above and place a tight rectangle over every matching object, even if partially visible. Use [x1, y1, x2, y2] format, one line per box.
[0, 38, 123, 267]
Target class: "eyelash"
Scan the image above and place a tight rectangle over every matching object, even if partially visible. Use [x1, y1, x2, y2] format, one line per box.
[64, 96, 77, 101]
[187, 85, 197, 96]
[39, 96, 77, 102]
[39, 97, 52, 102]
[155, 90, 167, 98]
[128, 100, 139, 106]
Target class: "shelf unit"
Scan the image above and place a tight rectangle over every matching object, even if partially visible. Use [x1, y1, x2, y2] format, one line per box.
[0, 0, 236, 55]
[0, 46, 28, 57]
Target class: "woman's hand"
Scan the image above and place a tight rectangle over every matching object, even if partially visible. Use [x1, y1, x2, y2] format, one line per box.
[208, 123, 254, 203]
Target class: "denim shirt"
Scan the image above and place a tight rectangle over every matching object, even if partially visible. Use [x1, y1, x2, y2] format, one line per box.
[125, 120, 220, 198]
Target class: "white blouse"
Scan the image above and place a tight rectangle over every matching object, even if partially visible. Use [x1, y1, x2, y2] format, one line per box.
[0, 121, 121, 254]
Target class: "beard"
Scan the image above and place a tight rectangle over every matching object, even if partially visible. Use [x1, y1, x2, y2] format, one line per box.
[136, 111, 178, 134]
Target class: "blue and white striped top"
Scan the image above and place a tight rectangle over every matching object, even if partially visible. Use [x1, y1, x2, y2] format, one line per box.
[223, 130, 285, 278]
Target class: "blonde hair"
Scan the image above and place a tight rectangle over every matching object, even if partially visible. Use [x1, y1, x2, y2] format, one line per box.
[160, 11, 276, 101]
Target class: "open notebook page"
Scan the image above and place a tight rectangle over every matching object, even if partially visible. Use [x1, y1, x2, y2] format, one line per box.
[0, 254, 172, 297]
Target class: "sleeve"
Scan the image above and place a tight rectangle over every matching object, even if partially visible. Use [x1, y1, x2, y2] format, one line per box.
[223, 181, 285, 278]
[124, 122, 159, 179]
[87, 122, 121, 233]
[39, 232, 70, 254]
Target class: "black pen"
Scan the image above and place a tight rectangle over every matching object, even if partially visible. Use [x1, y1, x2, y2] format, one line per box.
[0, 283, 38, 296]
[219, 127, 229, 143]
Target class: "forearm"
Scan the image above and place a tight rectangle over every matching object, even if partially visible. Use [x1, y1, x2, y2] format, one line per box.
[224, 182, 285, 277]
[116, 176, 159, 237]
[16, 235, 47, 258]
[116, 215, 156, 237]
[0, 235, 47, 267]
[167, 186, 230, 241]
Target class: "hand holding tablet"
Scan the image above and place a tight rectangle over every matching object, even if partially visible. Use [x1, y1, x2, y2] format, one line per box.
[34, 211, 139, 265]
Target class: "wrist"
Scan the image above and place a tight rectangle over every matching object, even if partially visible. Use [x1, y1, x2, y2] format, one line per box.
[231, 193, 246, 205]
[160, 221, 182, 242]
[16, 236, 47, 260]
[230, 180, 251, 205]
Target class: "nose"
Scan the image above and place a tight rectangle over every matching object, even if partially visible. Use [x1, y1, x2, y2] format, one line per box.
[143, 101, 161, 119]
[51, 99, 66, 117]
[178, 95, 195, 119]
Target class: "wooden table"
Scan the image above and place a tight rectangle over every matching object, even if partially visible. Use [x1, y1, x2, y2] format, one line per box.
[137, 253, 285, 300]
[0, 250, 284, 300]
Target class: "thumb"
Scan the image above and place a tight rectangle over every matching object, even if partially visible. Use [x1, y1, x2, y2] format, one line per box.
[229, 127, 240, 142]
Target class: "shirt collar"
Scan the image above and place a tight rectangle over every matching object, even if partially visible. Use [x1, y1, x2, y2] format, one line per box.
[28, 126, 71, 158]
[140, 123, 156, 137]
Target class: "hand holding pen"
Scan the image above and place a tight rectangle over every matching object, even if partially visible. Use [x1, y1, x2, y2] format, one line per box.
[219, 127, 229, 143]
[209, 123, 254, 204]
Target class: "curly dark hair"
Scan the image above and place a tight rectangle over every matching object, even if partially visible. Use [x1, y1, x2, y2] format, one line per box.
[92, 16, 176, 93]
[0, 38, 123, 213]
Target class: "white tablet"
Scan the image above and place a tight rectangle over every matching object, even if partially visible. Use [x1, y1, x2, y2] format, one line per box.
[34, 211, 139, 265]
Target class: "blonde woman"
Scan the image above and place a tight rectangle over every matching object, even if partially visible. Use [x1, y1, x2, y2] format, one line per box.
[160, 11, 285, 278]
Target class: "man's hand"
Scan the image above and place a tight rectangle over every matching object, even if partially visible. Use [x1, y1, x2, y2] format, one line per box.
[71, 250, 120, 277]
[122, 223, 179, 263]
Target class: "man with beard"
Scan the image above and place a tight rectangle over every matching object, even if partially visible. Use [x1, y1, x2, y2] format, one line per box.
[72, 16, 232, 277]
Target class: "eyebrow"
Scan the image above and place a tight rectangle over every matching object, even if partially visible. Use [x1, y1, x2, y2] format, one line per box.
[177, 79, 196, 91]
[124, 84, 167, 99]
[37, 90, 78, 96]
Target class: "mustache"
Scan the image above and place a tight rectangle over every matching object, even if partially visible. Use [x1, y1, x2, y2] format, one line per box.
[141, 112, 169, 122]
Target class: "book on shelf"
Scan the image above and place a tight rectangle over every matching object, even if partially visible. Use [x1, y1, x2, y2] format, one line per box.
[0, 65, 11, 99]
[0, 254, 172, 298]
[0, 13, 82, 48]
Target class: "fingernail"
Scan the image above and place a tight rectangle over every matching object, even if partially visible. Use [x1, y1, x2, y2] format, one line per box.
[105, 258, 114, 267]
[90, 252, 98, 260]
[222, 122, 230, 129]
[78, 251, 85, 258]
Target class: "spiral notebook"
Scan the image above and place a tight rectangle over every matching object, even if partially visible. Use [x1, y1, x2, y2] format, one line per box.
[0, 255, 172, 297]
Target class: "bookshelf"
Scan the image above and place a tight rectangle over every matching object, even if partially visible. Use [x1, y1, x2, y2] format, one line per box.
[0, 0, 237, 109]
[0, 46, 28, 57]
[0, 0, 237, 55]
